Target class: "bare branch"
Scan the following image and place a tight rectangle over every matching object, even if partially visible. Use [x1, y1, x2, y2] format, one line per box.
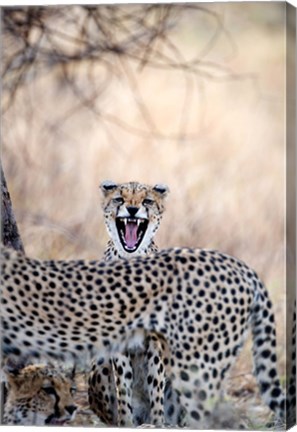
[2, 5, 254, 140]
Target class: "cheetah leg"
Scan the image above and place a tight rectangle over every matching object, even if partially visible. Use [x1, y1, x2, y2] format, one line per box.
[168, 364, 222, 429]
[170, 384, 207, 428]
[113, 353, 134, 427]
[145, 334, 166, 426]
[163, 379, 185, 426]
[88, 357, 118, 425]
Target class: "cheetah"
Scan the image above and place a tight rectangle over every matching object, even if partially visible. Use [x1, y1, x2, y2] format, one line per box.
[1, 245, 286, 427]
[2, 361, 77, 425]
[100, 180, 166, 260]
[88, 180, 178, 426]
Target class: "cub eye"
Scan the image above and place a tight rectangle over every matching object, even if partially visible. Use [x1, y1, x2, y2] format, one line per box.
[42, 386, 56, 395]
[70, 386, 76, 395]
[112, 197, 124, 204]
[143, 198, 154, 206]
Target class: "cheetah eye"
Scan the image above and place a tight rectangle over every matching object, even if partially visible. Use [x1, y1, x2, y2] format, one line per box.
[112, 197, 124, 204]
[143, 198, 154, 206]
[70, 385, 76, 395]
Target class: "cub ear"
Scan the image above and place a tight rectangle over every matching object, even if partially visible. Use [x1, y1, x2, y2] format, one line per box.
[153, 184, 169, 197]
[100, 180, 118, 195]
[3, 358, 26, 376]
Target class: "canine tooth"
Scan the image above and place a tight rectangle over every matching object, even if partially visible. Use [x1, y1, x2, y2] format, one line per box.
[123, 219, 127, 225]
[137, 219, 141, 226]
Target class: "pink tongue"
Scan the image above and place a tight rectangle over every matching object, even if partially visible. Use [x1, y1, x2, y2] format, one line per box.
[125, 222, 138, 248]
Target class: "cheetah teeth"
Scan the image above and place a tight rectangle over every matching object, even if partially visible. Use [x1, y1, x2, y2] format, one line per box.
[120, 218, 145, 226]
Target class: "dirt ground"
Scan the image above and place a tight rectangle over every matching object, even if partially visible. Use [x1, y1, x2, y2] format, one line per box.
[68, 366, 273, 429]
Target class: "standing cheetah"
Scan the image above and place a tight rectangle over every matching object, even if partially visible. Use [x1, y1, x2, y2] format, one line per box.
[1, 246, 286, 427]
[88, 181, 179, 426]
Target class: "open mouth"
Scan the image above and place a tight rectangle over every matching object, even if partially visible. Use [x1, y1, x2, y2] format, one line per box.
[116, 217, 148, 252]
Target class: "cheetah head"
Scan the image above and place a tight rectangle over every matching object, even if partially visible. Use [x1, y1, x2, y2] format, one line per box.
[100, 180, 169, 257]
[4, 362, 77, 426]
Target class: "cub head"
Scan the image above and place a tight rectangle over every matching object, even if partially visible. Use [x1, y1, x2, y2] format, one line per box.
[100, 180, 169, 257]
[4, 363, 77, 425]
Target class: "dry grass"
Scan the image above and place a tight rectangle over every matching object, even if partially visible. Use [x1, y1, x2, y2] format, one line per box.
[1, 3, 287, 426]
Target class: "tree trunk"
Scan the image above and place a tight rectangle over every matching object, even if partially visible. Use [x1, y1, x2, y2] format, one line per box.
[1, 160, 25, 423]
[1, 161, 24, 253]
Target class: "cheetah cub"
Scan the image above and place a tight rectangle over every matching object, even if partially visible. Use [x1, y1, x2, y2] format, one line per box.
[3, 362, 77, 425]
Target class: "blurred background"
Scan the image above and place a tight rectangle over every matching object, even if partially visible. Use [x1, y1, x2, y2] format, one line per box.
[1, 3, 287, 425]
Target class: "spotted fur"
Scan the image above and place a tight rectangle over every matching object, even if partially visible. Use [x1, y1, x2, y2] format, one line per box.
[1, 246, 285, 427]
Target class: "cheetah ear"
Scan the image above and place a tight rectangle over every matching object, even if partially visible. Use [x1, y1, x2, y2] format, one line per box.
[3, 358, 25, 376]
[153, 184, 169, 197]
[100, 180, 118, 195]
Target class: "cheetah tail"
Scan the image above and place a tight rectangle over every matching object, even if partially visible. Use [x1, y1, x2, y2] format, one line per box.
[251, 287, 286, 424]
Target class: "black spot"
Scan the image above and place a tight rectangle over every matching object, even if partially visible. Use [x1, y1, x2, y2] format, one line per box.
[153, 356, 160, 365]
[260, 382, 270, 393]
[203, 323, 209, 332]
[269, 369, 277, 379]
[198, 390, 207, 401]
[188, 324, 195, 334]
[269, 400, 278, 411]
[190, 410, 200, 421]
[177, 256, 187, 264]
[167, 405, 174, 417]
[206, 304, 212, 313]
[180, 371, 189, 381]
[271, 387, 281, 398]
[75, 344, 84, 351]
[212, 369, 218, 378]
[125, 371, 132, 380]
[213, 342, 220, 351]
[204, 353, 209, 362]
[203, 372, 209, 382]
[208, 334, 214, 343]
[117, 365, 124, 375]
[35, 282, 42, 291]
[213, 316, 219, 325]
[147, 375, 153, 385]
[261, 349, 271, 359]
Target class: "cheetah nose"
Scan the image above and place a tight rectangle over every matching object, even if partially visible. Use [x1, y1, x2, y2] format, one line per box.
[66, 405, 77, 415]
[127, 206, 139, 217]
